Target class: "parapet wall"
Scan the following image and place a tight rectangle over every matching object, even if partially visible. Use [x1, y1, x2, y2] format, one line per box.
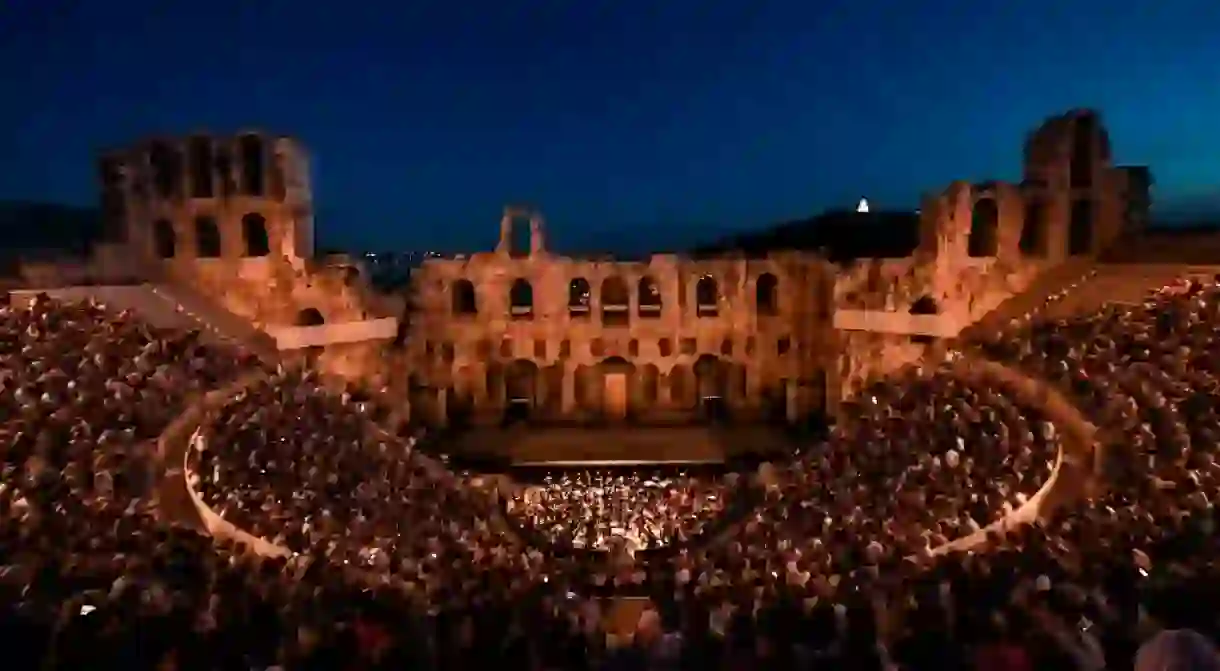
[159, 371, 292, 558]
[928, 352, 1099, 555]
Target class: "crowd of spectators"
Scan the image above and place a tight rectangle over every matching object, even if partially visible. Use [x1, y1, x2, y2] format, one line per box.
[5, 274, 1220, 669]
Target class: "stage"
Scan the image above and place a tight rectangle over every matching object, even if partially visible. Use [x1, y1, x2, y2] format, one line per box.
[441, 424, 792, 467]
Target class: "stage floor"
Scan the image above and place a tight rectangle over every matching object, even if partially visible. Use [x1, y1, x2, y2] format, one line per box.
[444, 424, 792, 466]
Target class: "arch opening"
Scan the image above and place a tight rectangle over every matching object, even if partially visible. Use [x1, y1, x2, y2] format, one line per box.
[1019, 200, 1048, 257]
[195, 216, 222, 258]
[239, 134, 266, 197]
[968, 198, 1000, 258]
[452, 280, 477, 315]
[509, 279, 534, 318]
[601, 276, 630, 326]
[1069, 199, 1094, 256]
[504, 360, 539, 424]
[1071, 115, 1095, 189]
[696, 276, 719, 317]
[637, 276, 662, 318]
[297, 308, 325, 327]
[149, 141, 183, 200]
[188, 136, 214, 198]
[153, 219, 176, 259]
[568, 277, 591, 318]
[694, 354, 729, 422]
[241, 213, 271, 257]
[909, 295, 939, 315]
[755, 273, 779, 315]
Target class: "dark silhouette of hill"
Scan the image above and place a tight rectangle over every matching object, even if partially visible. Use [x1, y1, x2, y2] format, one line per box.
[692, 209, 921, 261]
[0, 201, 105, 258]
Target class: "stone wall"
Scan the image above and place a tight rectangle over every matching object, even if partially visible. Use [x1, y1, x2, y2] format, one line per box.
[404, 208, 837, 425]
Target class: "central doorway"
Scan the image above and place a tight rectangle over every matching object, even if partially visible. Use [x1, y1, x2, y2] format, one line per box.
[604, 372, 628, 420]
[504, 359, 538, 426]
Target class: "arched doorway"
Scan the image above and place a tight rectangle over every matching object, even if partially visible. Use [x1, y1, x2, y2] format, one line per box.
[504, 359, 538, 424]
[694, 355, 729, 423]
[598, 357, 635, 421]
[667, 364, 694, 412]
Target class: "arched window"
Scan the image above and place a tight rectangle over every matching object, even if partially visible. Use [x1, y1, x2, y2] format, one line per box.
[509, 279, 534, 318]
[188, 136, 214, 198]
[755, 273, 778, 315]
[148, 141, 182, 199]
[195, 216, 222, 258]
[568, 277, 591, 317]
[297, 308, 325, 326]
[968, 198, 999, 257]
[452, 279, 477, 315]
[241, 213, 270, 257]
[1071, 115, 1095, 189]
[239, 134, 266, 196]
[696, 276, 719, 317]
[601, 276, 630, 326]
[1069, 199, 1094, 256]
[153, 219, 176, 259]
[637, 276, 662, 318]
[1019, 200, 1047, 257]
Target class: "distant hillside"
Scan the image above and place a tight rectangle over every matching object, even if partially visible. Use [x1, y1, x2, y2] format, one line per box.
[0, 201, 105, 258]
[692, 209, 922, 261]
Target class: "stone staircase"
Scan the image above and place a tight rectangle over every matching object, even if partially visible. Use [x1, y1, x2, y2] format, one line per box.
[147, 283, 280, 362]
[12, 285, 206, 334]
[955, 259, 1097, 344]
[1040, 263, 1200, 320]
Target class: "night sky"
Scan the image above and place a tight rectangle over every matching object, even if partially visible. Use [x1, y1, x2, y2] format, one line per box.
[3, 1, 1219, 254]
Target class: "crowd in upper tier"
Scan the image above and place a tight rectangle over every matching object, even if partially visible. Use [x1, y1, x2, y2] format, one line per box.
[2, 275, 1220, 670]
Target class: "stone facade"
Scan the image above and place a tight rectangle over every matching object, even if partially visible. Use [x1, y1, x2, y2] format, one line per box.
[404, 207, 838, 426]
[833, 109, 1137, 397]
[97, 132, 377, 329]
[69, 109, 1170, 420]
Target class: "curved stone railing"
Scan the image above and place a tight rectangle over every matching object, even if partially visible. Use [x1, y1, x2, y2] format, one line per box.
[168, 370, 456, 559]
[926, 351, 1099, 555]
[158, 370, 293, 558]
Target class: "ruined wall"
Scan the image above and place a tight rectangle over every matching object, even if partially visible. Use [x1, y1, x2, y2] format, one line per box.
[833, 109, 1127, 398]
[98, 133, 383, 329]
[837, 331, 928, 399]
[403, 208, 837, 425]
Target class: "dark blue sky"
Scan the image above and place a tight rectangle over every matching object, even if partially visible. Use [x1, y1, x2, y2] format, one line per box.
[3, 1, 1219, 253]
